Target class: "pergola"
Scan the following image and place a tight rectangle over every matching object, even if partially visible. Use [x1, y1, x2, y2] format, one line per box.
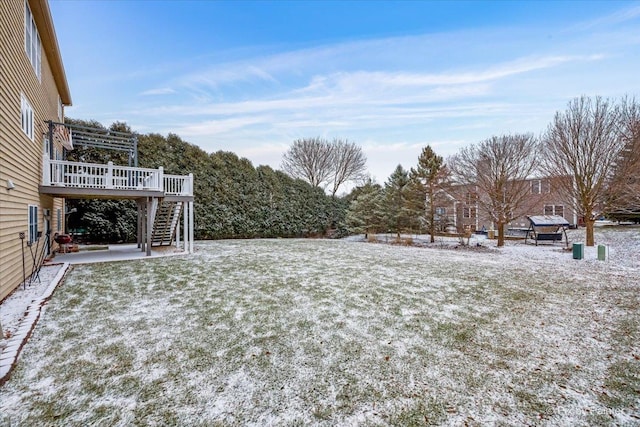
[48, 121, 138, 167]
[525, 215, 570, 247]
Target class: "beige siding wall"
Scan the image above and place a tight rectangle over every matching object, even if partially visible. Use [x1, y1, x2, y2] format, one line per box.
[0, 0, 65, 301]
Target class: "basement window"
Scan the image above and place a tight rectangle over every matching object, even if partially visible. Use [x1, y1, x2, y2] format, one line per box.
[28, 205, 38, 244]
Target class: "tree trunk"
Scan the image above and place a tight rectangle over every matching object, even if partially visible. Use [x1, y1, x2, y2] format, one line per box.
[429, 193, 436, 243]
[585, 218, 595, 246]
[497, 221, 505, 247]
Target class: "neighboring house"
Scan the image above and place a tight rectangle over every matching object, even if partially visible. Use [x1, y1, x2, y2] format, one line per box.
[0, 0, 194, 302]
[434, 177, 578, 234]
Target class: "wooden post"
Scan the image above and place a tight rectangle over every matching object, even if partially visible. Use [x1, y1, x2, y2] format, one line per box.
[140, 200, 146, 253]
[136, 200, 143, 249]
[183, 200, 188, 253]
[189, 200, 194, 253]
[146, 198, 153, 256]
[106, 161, 114, 189]
[176, 203, 181, 251]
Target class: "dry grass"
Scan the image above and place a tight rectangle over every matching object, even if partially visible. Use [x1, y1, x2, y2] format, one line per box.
[1, 234, 639, 425]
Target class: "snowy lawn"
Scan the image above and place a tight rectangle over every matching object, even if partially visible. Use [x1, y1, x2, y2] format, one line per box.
[1, 230, 639, 425]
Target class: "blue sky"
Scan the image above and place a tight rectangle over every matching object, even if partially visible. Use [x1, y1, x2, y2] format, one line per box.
[50, 0, 640, 188]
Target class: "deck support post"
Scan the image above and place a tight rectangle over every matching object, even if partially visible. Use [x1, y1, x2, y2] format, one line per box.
[189, 201, 194, 253]
[176, 206, 181, 251]
[146, 197, 153, 256]
[140, 200, 147, 254]
[136, 200, 143, 249]
[183, 199, 188, 253]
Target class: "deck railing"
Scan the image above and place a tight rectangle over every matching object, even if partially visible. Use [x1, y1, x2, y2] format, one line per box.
[164, 174, 193, 196]
[43, 156, 193, 196]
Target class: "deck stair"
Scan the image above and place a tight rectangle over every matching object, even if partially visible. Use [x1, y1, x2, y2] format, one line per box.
[152, 200, 183, 246]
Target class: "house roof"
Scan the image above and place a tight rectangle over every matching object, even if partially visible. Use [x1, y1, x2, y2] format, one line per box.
[29, 0, 72, 106]
[527, 215, 570, 227]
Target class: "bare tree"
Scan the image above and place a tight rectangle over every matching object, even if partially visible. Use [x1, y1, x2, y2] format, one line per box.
[281, 137, 334, 188]
[449, 134, 538, 247]
[330, 138, 367, 196]
[607, 97, 640, 220]
[540, 96, 623, 246]
[281, 137, 367, 196]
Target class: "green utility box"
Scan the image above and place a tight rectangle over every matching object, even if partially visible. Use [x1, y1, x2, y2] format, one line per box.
[573, 243, 584, 260]
[597, 244, 608, 261]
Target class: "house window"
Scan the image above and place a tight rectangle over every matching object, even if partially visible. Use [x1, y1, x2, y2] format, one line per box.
[532, 179, 550, 194]
[28, 205, 38, 244]
[24, 1, 41, 80]
[544, 205, 564, 218]
[435, 207, 446, 216]
[463, 207, 477, 219]
[531, 180, 541, 194]
[541, 180, 550, 193]
[21, 94, 34, 140]
[465, 192, 477, 205]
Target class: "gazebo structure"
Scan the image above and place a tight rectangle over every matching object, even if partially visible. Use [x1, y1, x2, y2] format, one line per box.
[525, 215, 570, 247]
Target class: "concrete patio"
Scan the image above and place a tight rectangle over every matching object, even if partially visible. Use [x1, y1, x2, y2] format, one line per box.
[49, 243, 187, 265]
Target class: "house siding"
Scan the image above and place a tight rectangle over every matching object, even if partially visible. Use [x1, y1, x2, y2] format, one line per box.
[0, 0, 68, 301]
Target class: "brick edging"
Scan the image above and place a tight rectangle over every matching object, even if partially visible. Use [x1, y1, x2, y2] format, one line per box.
[0, 263, 71, 387]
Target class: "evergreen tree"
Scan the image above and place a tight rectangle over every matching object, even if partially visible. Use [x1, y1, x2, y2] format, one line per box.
[409, 145, 448, 242]
[383, 165, 412, 238]
[345, 180, 384, 238]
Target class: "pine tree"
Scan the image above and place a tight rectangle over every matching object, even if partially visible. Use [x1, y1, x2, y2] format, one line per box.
[409, 145, 448, 242]
[345, 180, 384, 238]
[383, 165, 412, 238]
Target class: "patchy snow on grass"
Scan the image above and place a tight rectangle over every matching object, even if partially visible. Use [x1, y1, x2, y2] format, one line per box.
[1, 227, 639, 425]
[0, 264, 65, 342]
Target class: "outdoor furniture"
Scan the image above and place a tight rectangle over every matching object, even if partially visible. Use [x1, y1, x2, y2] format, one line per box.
[525, 215, 570, 247]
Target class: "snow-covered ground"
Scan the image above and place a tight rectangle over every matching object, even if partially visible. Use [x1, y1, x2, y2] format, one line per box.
[1, 264, 66, 344]
[0, 227, 639, 425]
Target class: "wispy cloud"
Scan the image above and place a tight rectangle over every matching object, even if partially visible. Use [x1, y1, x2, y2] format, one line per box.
[139, 87, 176, 96]
[569, 4, 640, 32]
[129, 51, 602, 141]
[178, 64, 278, 91]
